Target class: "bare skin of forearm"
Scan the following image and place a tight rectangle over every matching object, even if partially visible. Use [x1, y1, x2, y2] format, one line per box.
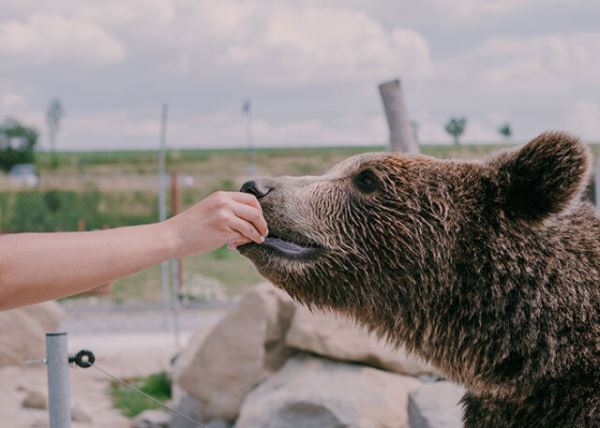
[0, 223, 176, 310]
[0, 191, 268, 311]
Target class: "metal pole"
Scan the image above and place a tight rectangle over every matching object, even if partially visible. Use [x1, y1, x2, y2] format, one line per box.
[170, 261, 181, 349]
[170, 170, 182, 349]
[157, 104, 181, 346]
[158, 104, 171, 330]
[46, 332, 71, 428]
[170, 170, 184, 295]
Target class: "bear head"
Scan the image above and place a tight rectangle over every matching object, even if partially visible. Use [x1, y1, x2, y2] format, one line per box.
[239, 131, 594, 397]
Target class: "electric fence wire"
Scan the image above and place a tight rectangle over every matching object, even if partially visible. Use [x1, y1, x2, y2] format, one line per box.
[90, 363, 207, 427]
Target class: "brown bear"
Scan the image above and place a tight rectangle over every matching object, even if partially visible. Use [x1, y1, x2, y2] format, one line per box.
[239, 132, 600, 427]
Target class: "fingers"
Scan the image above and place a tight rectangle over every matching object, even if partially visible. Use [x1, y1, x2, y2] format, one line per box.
[206, 191, 269, 246]
[230, 202, 268, 237]
[228, 238, 251, 251]
[229, 216, 265, 244]
[230, 192, 263, 213]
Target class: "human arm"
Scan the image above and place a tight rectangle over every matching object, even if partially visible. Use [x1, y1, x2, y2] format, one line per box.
[0, 191, 267, 310]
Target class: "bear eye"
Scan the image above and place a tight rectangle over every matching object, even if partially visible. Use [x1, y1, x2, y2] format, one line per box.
[353, 169, 380, 193]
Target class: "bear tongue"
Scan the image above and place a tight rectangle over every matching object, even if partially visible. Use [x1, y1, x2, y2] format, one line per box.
[262, 236, 313, 257]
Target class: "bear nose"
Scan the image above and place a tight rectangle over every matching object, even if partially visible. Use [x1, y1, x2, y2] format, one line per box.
[240, 180, 272, 199]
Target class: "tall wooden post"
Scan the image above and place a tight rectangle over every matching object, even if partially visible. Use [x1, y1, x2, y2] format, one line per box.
[378, 79, 419, 154]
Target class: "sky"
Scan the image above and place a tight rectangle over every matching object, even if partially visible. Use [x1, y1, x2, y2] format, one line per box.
[0, 0, 599, 150]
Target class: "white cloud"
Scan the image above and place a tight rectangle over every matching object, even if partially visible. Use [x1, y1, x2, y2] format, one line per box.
[567, 102, 600, 141]
[0, 1, 598, 149]
[426, 0, 588, 22]
[252, 114, 387, 145]
[0, 13, 126, 66]
[416, 114, 501, 144]
[0, 93, 26, 111]
[65, 111, 158, 141]
[1, 0, 176, 33]
[477, 33, 600, 92]
[461, 120, 502, 143]
[177, 111, 387, 148]
[0, 92, 43, 133]
[30, 107, 388, 150]
[166, 3, 434, 84]
[427, 0, 530, 21]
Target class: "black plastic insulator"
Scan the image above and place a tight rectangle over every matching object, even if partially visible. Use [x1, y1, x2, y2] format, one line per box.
[69, 350, 95, 368]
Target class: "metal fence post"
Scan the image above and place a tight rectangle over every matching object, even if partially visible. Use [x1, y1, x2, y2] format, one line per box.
[158, 103, 171, 331]
[46, 332, 71, 428]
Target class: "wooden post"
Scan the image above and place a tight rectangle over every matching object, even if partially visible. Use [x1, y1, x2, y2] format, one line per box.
[78, 218, 86, 231]
[170, 171, 184, 296]
[378, 79, 419, 154]
[594, 158, 600, 207]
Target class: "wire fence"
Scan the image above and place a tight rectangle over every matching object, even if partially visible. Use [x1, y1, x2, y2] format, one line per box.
[23, 334, 208, 427]
[0, 169, 262, 306]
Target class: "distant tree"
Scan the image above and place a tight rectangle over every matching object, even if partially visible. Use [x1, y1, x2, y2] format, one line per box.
[46, 97, 64, 167]
[0, 119, 39, 171]
[445, 117, 467, 145]
[498, 122, 512, 140]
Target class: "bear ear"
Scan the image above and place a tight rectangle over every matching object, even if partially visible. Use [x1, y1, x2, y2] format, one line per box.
[490, 131, 591, 222]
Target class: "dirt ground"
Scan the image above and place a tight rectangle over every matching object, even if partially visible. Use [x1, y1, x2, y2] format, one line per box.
[0, 309, 226, 427]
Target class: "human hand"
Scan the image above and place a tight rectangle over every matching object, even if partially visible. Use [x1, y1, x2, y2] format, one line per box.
[164, 191, 268, 257]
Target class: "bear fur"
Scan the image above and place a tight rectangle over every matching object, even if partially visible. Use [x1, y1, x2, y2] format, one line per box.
[239, 132, 600, 427]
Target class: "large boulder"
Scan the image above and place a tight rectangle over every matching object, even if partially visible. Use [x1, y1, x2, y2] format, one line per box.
[22, 388, 47, 410]
[170, 392, 199, 428]
[235, 355, 422, 428]
[285, 307, 435, 376]
[20, 301, 65, 332]
[174, 283, 296, 422]
[408, 382, 465, 428]
[0, 302, 64, 367]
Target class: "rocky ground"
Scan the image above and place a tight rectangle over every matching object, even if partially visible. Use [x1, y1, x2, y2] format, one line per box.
[172, 284, 465, 428]
[0, 307, 227, 428]
[1, 290, 465, 428]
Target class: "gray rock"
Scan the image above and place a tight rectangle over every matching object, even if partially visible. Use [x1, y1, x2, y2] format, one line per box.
[206, 420, 233, 428]
[71, 401, 93, 423]
[22, 389, 47, 410]
[174, 283, 296, 421]
[21, 301, 65, 332]
[236, 354, 422, 428]
[286, 306, 436, 376]
[132, 409, 170, 428]
[170, 392, 200, 428]
[408, 382, 465, 428]
[0, 302, 64, 367]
